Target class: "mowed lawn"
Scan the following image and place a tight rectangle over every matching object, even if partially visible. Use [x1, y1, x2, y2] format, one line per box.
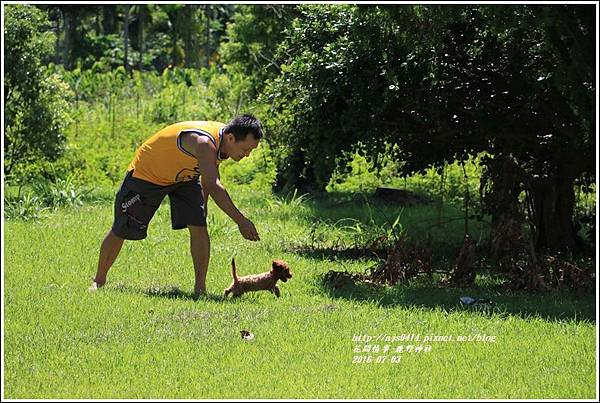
[3, 186, 596, 399]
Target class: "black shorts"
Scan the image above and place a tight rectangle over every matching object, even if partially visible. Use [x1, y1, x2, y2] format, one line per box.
[112, 171, 207, 240]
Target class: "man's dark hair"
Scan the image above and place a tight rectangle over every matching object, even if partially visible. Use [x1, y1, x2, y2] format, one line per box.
[224, 114, 263, 141]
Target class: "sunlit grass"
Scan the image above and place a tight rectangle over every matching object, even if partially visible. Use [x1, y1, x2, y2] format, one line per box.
[3, 186, 596, 399]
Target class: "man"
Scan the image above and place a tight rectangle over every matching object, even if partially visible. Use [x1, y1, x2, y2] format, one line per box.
[90, 114, 262, 298]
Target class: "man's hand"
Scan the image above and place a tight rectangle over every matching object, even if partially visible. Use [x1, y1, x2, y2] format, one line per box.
[238, 217, 260, 241]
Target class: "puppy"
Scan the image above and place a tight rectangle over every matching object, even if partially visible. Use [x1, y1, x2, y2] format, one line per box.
[224, 258, 292, 298]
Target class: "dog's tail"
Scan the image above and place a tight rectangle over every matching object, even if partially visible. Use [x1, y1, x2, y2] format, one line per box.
[231, 257, 238, 282]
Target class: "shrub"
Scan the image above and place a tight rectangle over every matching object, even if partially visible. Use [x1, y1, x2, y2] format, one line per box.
[4, 174, 98, 221]
[4, 5, 73, 177]
[4, 193, 49, 221]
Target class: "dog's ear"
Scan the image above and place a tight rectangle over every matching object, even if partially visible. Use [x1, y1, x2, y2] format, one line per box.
[272, 260, 290, 273]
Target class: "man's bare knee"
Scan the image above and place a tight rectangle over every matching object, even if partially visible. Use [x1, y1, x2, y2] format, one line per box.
[107, 230, 125, 242]
[188, 225, 208, 238]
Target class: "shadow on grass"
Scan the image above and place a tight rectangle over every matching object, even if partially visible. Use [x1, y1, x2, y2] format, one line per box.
[303, 190, 483, 232]
[285, 245, 384, 262]
[287, 191, 594, 323]
[106, 282, 264, 304]
[316, 274, 596, 323]
[284, 190, 492, 263]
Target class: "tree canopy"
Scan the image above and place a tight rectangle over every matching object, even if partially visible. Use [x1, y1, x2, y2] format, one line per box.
[260, 4, 595, 250]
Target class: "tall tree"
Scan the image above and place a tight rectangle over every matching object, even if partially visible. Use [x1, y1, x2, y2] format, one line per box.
[123, 4, 130, 71]
[204, 4, 211, 67]
[102, 4, 117, 34]
[265, 4, 595, 252]
[183, 4, 201, 68]
[137, 4, 147, 70]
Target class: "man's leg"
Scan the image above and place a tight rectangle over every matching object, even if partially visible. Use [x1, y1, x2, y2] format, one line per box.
[188, 225, 210, 298]
[91, 230, 125, 289]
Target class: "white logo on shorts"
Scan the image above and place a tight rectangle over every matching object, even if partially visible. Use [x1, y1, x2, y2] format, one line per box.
[121, 194, 141, 212]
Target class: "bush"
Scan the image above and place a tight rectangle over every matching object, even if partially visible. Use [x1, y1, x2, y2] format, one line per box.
[4, 5, 73, 177]
[53, 65, 259, 189]
[219, 142, 277, 191]
[32, 174, 96, 208]
[4, 193, 49, 221]
[4, 175, 97, 221]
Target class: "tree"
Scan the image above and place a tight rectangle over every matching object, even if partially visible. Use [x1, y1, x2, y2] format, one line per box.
[220, 5, 299, 97]
[412, 5, 595, 251]
[265, 4, 594, 252]
[137, 4, 148, 70]
[266, 5, 401, 192]
[4, 4, 73, 177]
[123, 4, 131, 71]
[51, 5, 97, 69]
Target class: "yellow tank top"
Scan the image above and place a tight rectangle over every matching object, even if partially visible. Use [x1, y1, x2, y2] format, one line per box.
[128, 121, 226, 186]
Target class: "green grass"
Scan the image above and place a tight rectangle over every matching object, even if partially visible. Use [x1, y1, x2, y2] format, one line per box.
[3, 185, 596, 399]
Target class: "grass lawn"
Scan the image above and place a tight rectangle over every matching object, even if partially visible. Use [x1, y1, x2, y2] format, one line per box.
[3, 186, 596, 399]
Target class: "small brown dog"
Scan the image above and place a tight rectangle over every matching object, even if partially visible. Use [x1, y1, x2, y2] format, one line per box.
[224, 258, 292, 298]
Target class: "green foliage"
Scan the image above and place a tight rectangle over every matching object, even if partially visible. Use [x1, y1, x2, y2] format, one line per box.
[328, 152, 381, 194]
[4, 174, 97, 221]
[265, 189, 311, 220]
[264, 5, 594, 192]
[4, 193, 49, 221]
[4, 5, 74, 177]
[31, 174, 96, 208]
[220, 5, 298, 97]
[573, 184, 596, 244]
[40, 4, 236, 72]
[326, 143, 484, 210]
[4, 4, 593, 253]
[50, 66, 254, 188]
[219, 143, 277, 191]
[262, 7, 385, 184]
[260, 4, 594, 251]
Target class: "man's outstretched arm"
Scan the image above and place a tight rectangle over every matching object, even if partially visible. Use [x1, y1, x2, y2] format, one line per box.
[193, 138, 259, 241]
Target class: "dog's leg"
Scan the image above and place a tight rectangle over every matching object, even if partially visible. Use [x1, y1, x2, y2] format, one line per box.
[272, 286, 281, 297]
[224, 288, 232, 298]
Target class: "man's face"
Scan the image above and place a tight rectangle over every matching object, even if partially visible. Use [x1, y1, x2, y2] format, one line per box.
[224, 133, 259, 161]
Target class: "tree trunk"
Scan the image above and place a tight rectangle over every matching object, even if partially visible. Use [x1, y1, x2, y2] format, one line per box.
[62, 8, 70, 68]
[138, 5, 146, 71]
[273, 149, 319, 194]
[181, 5, 200, 68]
[528, 175, 580, 252]
[58, 6, 81, 70]
[102, 5, 117, 34]
[93, 14, 101, 36]
[55, 12, 61, 65]
[483, 155, 582, 254]
[480, 155, 525, 261]
[205, 5, 211, 67]
[123, 5, 130, 72]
